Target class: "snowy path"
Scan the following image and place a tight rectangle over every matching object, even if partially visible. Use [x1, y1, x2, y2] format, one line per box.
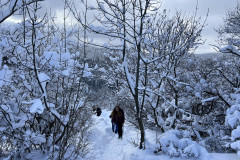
[90, 110, 140, 160]
[89, 110, 239, 160]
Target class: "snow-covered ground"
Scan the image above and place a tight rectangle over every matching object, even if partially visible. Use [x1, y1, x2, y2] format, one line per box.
[90, 110, 239, 160]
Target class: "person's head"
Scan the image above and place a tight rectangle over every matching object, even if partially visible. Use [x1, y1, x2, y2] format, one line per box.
[114, 106, 120, 112]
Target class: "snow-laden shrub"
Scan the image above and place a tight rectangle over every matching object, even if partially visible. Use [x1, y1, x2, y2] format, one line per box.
[157, 130, 208, 158]
[0, 18, 94, 159]
[226, 94, 240, 157]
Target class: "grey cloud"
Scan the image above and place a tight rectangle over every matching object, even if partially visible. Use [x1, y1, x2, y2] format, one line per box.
[40, 0, 240, 53]
[162, 0, 238, 53]
[5, 0, 237, 54]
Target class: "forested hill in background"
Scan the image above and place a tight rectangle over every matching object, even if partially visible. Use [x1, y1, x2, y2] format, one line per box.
[70, 45, 232, 62]
[73, 45, 229, 61]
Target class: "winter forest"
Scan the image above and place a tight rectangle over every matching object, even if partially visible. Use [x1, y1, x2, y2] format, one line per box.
[1, 0, 240, 159]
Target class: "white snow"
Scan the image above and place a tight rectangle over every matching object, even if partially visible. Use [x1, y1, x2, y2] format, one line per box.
[0, 65, 13, 88]
[231, 140, 240, 150]
[77, 100, 85, 108]
[99, 67, 107, 73]
[38, 72, 50, 90]
[83, 71, 93, 77]
[90, 110, 162, 160]
[195, 92, 201, 98]
[61, 52, 71, 61]
[226, 94, 240, 157]
[23, 99, 45, 114]
[89, 109, 238, 160]
[157, 129, 208, 158]
[38, 72, 50, 83]
[220, 45, 240, 56]
[123, 60, 135, 95]
[25, 130, 46, 144]
[94, 64, 98, 69]
[30, 99, 45, 114]
[23, 80, 32, 91]
[12, 114, 28, 129]
[50, 108, 69, 125]
[1, 105, 12, 113]
[232, 126, 240, 140]
[209, 153, 239, 160]
[201, 96, 218, 103]
[62, 69, 70, 76]
[82, 63, 93, 77]
[38, 72, 50, 97]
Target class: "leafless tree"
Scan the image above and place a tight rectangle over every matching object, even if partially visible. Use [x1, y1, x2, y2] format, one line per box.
[0, 1, 93, 159]
[69, 0, 205, 150]
[0, 0, 44, 24]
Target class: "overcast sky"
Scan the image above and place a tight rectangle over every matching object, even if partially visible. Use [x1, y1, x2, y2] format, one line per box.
[6, 0, 239, 54]
[162, 0, 239, 53]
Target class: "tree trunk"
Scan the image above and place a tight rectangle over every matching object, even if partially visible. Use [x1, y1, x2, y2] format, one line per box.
[135, 40, 145, 149]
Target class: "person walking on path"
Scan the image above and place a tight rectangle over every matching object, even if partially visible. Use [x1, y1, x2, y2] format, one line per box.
[110, 106, 125, 139]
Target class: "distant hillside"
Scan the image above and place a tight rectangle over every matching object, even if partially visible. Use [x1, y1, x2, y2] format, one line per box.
[193, 52, 224, 58]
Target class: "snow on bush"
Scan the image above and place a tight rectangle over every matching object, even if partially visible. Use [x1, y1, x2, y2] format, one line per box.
[0, 65, 13, 88]
[157, 130, 208, 158]
[226, 94, 240, 157]
[23, 99, 45, 114]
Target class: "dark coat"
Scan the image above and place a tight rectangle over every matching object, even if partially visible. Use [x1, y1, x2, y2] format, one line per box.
[111, 108, 125, 124]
